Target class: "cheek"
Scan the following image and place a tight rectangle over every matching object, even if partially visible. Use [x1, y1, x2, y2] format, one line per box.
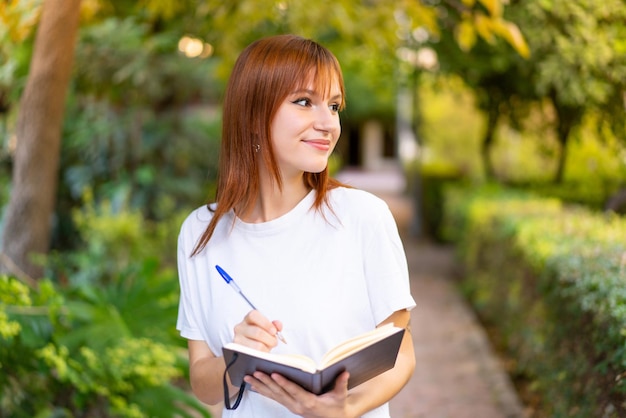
[333, 120, 341, 139]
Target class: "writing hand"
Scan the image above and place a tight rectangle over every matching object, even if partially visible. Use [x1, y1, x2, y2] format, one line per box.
[233, 310, 284, 352]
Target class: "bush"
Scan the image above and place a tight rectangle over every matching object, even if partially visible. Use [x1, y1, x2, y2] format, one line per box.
[444, 184, 626, 417]
[0, 195, 209, 417]
[414, 160, 463, 241]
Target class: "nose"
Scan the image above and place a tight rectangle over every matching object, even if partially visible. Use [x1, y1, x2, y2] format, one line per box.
[313, 106, 339, 135]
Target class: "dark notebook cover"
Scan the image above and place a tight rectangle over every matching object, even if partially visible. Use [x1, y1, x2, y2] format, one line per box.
[222, 327, 405, 395]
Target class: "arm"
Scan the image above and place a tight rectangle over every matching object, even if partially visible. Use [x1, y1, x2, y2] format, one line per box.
[343, 309, 415, 416]
[188, 339, 232, 405]
[244, 309, 415, 418]
[187, 310, 285, 405]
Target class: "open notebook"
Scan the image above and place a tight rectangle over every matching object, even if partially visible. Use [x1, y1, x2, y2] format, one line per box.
[222, 324, 405, 395]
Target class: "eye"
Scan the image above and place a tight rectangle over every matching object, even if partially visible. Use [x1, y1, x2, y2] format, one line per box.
[329, 103, 341, 112]
[292, 98, 312, 107]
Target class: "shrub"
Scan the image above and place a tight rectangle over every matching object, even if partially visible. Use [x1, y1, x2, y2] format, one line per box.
[445, 184, 626, 416]
[0, 194, 209, 417]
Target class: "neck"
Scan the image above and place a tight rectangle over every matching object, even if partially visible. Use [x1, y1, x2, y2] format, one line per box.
[239, 169, 310, 223]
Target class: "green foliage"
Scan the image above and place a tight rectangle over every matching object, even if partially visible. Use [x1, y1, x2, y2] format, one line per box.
[494, 110, 626, 209]
[1, 1, 605, 416]
[405, 158, 464, 241]
[431, 0, 626, 183]
[0, 197, 209, 417]
[74, 16, 222, 107]
[445, 184, 626, 416]
[524, 0, 626, 109]
[420, 73, 626, 200]
[0, 0, 40, 113]
[49, 190, 187, 344]
[55, 95, 220, 250]
[418, 74, 484, 178]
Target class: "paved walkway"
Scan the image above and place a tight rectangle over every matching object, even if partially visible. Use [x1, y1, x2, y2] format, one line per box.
[338, 166, 526, 418]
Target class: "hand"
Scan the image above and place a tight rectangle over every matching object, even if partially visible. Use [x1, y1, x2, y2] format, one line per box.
[233, 310, 284, 352]
[244, 371, 354, 418]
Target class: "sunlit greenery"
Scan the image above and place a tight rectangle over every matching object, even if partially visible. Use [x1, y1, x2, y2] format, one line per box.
[1, 0, 625, 415]
[444, 184, 626, 416]
[1, 196, 209, 416]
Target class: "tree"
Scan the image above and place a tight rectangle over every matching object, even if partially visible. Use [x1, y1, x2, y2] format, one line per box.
[433, 0, 626, 183]
[0, 0, 81, 279]
[0, 0, 40, 119]
[522, 0, 626, 183]
[0, 0, 526, 279]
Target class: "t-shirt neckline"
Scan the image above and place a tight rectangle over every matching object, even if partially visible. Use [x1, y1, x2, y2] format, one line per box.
[230, 189, 317, 234]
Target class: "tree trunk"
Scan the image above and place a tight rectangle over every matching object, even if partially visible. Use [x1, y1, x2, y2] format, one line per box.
[554, 132, 568, 184]
[553, 102, 572, 184]
[0, 0, 81, 280]
[605, 188, 626, 214]
[551, 92, 583, 184]
[481, 105, 499, 180]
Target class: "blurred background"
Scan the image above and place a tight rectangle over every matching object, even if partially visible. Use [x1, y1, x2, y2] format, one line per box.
[1, 0, 625, 417]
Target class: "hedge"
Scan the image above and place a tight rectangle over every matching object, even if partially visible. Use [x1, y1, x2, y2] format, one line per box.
[0, 196, 210, 418]
[443, 184, 626, 417]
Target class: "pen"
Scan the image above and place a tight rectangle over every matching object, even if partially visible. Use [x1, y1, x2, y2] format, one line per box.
[215, 265, 287, 344]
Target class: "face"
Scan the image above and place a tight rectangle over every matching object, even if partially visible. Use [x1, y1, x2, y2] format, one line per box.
[269, 76, 342, 177]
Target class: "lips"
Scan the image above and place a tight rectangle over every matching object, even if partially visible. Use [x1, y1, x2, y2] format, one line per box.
[303, 139, 332, 151]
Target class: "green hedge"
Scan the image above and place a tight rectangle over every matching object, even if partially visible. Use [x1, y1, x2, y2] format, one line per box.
[405, 160, 463, 241]
[444, 184, 626, 417]
[0, 195, 210, 418]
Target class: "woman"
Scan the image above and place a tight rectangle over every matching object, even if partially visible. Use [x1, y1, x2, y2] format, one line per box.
[176, 34, 416, 417]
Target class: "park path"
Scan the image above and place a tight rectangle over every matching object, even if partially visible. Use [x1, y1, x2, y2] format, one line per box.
[337, 166, 526, 418]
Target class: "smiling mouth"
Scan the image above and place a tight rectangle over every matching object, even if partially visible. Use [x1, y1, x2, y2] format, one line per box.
[303, 139, 331, 151]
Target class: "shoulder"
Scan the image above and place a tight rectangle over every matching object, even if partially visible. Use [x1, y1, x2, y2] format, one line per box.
[327, 187, 391, 219]
[178, 204, 216, 242]
[329, 187, 388, 210]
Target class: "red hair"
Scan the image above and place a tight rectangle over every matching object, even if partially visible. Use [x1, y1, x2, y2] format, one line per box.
[192, 35, 347, 255]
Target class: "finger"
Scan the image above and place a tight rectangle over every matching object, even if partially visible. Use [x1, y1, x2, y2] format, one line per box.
[232, 311, 279, 350]
[329, 371, 350, 395]
[272, 319, 283, 332]
[270, 373, 304, 397]
[271, 320, 287, 344]
[245, 372, 289, 400]
[247, 310, 281, 338]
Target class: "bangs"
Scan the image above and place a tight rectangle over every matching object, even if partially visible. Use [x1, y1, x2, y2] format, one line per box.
[293, 64, 345, 109]
[277, 38, 345, 107]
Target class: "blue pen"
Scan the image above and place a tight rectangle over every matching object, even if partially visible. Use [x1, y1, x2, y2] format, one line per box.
[215, 265, 287, 344]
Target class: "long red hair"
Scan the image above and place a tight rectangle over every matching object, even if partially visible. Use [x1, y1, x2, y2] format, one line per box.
[192, 35, 347, 255]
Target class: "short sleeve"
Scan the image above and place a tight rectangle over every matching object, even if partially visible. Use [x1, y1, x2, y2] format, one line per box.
[175, 216, 204, 340]
[362, 202, 416, 324]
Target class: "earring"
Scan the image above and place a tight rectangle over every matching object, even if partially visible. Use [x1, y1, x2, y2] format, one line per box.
[254, 144, 261, 153]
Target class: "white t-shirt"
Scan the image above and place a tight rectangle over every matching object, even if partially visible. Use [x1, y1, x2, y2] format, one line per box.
[176, 187, 416, 417]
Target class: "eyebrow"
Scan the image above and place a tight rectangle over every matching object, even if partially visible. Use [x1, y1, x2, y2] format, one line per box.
[291, 89, 343, 101]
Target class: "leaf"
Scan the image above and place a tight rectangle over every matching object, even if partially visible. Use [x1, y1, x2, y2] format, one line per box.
[80, 0, 101, 22]
[137, 0, 182, 20]
[478, 0, 503, 17]
[503, 22, 530, 59]
[474, 13, 496, 44]
[455, 19, 477, 52]
[0, 0, 42, 42]
[492, 19, 531, 59]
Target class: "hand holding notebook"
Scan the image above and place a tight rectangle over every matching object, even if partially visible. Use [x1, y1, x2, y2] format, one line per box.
[222, 323, 405, 395]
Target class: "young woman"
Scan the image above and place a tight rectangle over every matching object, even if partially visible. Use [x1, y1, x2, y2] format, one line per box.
[176, 34, 416, 417]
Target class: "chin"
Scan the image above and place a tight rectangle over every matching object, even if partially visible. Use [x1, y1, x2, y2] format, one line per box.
[304, 165, 328, 174]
